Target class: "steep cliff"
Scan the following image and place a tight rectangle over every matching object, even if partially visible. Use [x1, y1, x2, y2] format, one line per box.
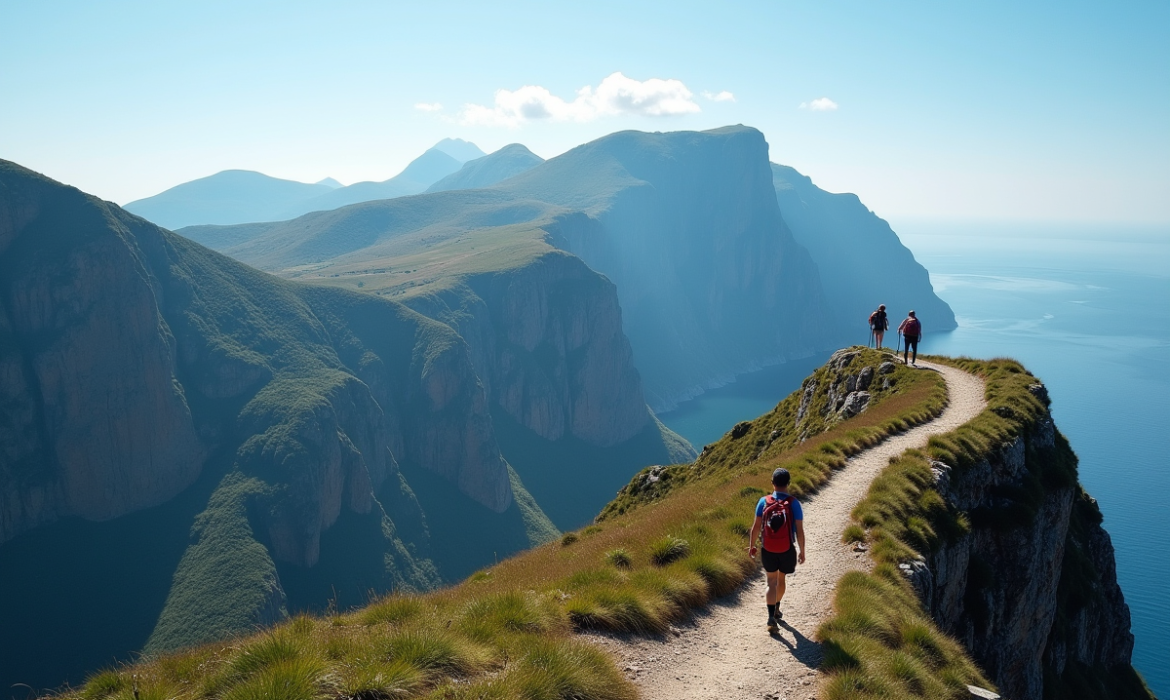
[919, 383, 1143, 700]
[397, 250, 693, 529]
[771, 163, 956, 335]
[508, 127, 834, 410]
[0, 159, 554, 691]
[839, 359, 1150, 700]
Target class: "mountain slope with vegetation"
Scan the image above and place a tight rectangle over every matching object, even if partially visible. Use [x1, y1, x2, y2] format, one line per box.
[178, 126, 899, 410]
[0, 159, 684, 692]
[33, 349, 1146, 700]
[39, 348, 947, 699]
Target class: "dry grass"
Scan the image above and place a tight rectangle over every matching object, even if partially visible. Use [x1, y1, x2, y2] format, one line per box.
[59, 349, 948, 700]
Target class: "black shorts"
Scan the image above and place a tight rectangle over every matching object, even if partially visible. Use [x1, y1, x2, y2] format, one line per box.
[761, 547, 797, 574]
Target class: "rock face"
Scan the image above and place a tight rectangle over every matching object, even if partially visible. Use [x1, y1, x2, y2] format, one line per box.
[771, 162, 955, 336]
[404, 251, 650, 448]
[526, 128, 832, 410]
[918, 393, 1136, 700]
[0, 164, 205, 542]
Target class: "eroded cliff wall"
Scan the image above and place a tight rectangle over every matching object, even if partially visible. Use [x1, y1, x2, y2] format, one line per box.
[912, 384, 1140, 700]
[524, 127, 833, 410]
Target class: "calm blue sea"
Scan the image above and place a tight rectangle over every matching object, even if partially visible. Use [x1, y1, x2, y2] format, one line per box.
[658, 221, 1170, 696]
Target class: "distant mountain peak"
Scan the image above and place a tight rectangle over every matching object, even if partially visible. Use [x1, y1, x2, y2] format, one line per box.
[425, 143, 544, 194]
[432, 138, 487, 163]
[315, 177, 343, 188]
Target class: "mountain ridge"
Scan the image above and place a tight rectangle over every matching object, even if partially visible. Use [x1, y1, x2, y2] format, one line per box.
[123, 140, 487, 229]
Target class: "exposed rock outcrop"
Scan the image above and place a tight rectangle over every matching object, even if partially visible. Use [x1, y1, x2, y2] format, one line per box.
[404, 250, 650, 448]
[917, 390, 1136, 700]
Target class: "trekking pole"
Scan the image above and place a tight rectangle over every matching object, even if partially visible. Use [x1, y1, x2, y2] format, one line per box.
[868, 328, 874, 348]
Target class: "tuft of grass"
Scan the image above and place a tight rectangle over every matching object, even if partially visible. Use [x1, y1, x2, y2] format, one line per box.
[605, 548, 633, 569]
[80, 670, 123, 699]
[841, 524, 866, 544]
[359, 595, 424, 627]
[459, 591, 565, 641]
[220, 657, 327, 700]
[337, 659, 422, 700]
[378, 629, 490, 679]
[648, 536, 691, 565]
[503, 638, 637, 700]
[561, 532, 580, 546]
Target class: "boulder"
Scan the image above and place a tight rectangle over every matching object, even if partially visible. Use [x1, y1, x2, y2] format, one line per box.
[879, 361, 896, 375]
[858, 365, 874, 390]
[730, 421, 752, 439]
[839, 391, 871, 418]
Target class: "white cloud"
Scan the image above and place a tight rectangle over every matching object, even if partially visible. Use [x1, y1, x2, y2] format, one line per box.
[460, 72, 701, 127]
[414, 102, 443, 112]
[799, 97, 838, 111]
[702, 90, 736, 102]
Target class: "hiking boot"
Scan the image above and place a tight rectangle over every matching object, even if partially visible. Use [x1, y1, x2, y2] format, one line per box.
[767, 615, 778, 632]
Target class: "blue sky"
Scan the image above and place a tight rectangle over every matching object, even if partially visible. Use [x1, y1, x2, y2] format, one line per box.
[2, 0, 1167, 223]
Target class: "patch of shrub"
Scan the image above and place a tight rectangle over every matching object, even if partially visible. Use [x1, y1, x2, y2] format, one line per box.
[649, 536, 691, 565]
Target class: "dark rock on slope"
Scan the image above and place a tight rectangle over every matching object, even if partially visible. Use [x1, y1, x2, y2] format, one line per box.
[771, 163, 955, 334]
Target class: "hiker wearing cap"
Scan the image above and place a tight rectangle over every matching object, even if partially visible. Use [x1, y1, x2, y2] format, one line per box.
[868, 304, 889, 349]
[898, 310, 922, 365]
[747, 468, 806, 632]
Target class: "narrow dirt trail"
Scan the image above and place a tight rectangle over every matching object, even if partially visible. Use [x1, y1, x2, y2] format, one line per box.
[589, 361, 987, 700]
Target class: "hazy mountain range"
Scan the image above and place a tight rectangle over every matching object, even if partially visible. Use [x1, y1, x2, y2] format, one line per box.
[123, 138, 488, 228]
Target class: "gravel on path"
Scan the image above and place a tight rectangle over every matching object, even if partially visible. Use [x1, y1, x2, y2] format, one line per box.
[589, 361, 987, 700]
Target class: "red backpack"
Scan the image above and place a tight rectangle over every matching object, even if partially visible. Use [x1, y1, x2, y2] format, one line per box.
[761, 494, 795, 553]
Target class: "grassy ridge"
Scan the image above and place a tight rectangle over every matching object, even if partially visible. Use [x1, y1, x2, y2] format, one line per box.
[818, 357, 1154, 700]
[61, 348, 948, 700]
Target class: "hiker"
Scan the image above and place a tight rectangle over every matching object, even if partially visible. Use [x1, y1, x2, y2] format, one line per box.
[868, 304, 889, 349]
[747, 468, 806, 632]
[898, 310, 922, 365]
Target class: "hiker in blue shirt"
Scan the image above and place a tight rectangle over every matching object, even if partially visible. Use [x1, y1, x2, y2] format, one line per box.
[747, 468, 806, 632]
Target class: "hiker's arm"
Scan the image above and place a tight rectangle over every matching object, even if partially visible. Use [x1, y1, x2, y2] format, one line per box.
[747, 515, 763, 556]
[796, 520, 806, 564]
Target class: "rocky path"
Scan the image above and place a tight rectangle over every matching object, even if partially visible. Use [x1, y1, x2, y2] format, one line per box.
[589, 361, 987, 700]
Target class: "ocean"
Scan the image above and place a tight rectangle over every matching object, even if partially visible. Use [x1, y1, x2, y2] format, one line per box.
[657, 221, 1170, 696]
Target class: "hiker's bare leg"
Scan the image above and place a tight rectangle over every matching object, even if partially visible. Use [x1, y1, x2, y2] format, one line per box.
[874, 331, 884, 349]
[766, 570, 786, 605]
